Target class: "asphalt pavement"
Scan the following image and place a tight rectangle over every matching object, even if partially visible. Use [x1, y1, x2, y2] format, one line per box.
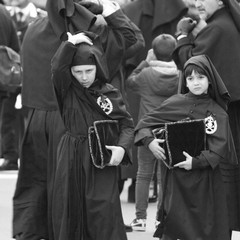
[0, 171, 240, 240]
[0, 171, 157, 240]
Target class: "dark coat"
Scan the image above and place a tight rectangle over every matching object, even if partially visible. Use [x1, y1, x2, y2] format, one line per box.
[0, 4, 20, 51]
[0, 4, 20, 98]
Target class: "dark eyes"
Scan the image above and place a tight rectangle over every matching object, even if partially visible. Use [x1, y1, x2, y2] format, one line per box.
[187, 75, 205, 81]
[75, 69, 93, 74]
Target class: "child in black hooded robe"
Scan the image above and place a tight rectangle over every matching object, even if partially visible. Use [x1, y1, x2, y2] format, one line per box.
[51, 32, 134, 240]
[134, 55, 238, 240]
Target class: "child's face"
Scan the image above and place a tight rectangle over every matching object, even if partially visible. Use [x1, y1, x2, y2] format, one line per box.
[186, 70, 209, 95]
[71, 65, 96, 88]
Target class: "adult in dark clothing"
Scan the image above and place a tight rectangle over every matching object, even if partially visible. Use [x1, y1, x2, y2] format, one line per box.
[173, 0, 240, 231]
[12, 0, 136, 239]
[120, 0, 188, 200]
[51, 32, 134, 240]
[5, 0, 47, 43]
[123, 0, 188, 68]
[0, 0, 46, 172]
[134, 55, 238, 240]
[0, 4, 20, 171]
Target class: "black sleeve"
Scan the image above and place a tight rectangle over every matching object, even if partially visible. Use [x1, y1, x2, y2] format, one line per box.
[51, 41, 77, 109]
[0, 5, 20, 52]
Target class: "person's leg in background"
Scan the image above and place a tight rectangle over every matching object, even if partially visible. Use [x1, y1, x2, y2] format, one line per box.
[0, 92, 19, 170]
[149, 162, 159, 203]
[13, 109, 65, 240]
[131, 145, 159, 231]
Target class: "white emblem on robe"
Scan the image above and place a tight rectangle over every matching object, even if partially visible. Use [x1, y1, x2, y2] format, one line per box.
[97, 96, 113, 115]
[205, 115, 217, 134]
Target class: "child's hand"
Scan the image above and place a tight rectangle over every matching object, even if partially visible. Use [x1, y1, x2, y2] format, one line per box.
[174, 151, 192, 170]
[67, 32, 93, 46]
[106, 145, 125, 166]
[148, 139, 166, 161]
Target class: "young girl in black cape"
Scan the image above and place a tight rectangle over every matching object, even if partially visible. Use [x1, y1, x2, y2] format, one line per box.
[134, 55, 238, 240]
[51, 32, 134, 240]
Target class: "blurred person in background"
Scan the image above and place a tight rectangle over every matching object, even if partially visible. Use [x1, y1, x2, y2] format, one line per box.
[127, 34, 179, 231]
[0, 3, 20, 171]
[3, 0, 47, 42]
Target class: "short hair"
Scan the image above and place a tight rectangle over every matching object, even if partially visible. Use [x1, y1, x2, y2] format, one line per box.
[152, 34, 177, 62]
[184, 64, 206, 78]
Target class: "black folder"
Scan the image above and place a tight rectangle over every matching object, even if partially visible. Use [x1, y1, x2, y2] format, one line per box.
[152, 119, 206, 169]
[88, 120, 130, 169]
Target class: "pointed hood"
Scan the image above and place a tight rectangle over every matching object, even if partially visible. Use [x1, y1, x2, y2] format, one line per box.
[46, 0, 96, 40]
[72, 32, 109, 83]
[181, 55, 230, 111]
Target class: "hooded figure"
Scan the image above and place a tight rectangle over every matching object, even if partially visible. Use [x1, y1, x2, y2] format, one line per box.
[134, 55, 237, 240]
[173, 0, 240, 231]
[51, 33, 134, 240]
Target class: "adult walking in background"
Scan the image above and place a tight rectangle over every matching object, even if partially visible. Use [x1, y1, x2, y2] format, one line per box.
[12, 0, 136, 239]
[0, 4, 20, 171]
[0, 0, 47, 172]
[173, 0, 240, 232]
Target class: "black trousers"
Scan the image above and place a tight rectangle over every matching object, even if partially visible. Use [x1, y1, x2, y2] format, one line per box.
[0, 92, 23, 164]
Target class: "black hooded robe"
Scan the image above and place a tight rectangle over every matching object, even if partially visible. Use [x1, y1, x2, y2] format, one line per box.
[135, 93, 235, 240]
[13, 2, 137, 239]
[134, 55, 237, 240]
[51, 41, 134, 240]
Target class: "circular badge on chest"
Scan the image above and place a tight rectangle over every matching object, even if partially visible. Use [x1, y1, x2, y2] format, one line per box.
[97, 96, 113, 115]
[205, 115, 217, 134]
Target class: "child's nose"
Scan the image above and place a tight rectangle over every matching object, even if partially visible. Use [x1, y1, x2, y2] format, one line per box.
[193, 79, 199, 84]
[82, 72, 87, 79]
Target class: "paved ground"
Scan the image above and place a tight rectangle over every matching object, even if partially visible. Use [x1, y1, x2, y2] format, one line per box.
[0, 171, 158, 240]
[0, 171, 240, 240]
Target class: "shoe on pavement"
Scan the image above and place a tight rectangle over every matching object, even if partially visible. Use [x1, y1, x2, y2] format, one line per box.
[155, 220, 160, 229]
[130, 218, 146, 231]
[124, 224, 133, 232]
[149, 194, 158, 203]
[0, 159, 18, 171]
